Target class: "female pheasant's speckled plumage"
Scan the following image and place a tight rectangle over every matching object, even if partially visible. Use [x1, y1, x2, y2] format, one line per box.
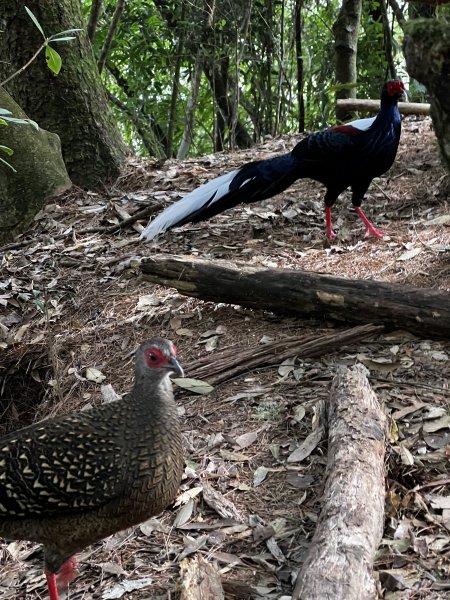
[0, 337, 183, 596]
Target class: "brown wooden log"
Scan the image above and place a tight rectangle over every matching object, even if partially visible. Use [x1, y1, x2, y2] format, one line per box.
[336, 98, 430, 115]
[140, 255, 450, 339]
[292, 365, 387, 600]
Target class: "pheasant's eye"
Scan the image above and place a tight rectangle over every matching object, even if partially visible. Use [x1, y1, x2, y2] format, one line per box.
[148, 352, 158, 362]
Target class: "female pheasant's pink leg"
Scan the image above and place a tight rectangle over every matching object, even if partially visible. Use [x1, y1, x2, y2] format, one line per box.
[45, 570, 59, 600]
[325, 206, 336, 239]
[355, 207, 384, 238]
[45, 557, 77, 600]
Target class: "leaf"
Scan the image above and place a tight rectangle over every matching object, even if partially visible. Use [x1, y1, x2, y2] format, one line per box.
[397, 247, 422, 261]
[51, 28, 83, 36]
[253, 466, 268, 486]
[173, 498, 194, 527]
[102, 577, 153, 599]
[292, 405, 306, 423]
[85, 367, 106, 383]
[45, 45, 62, 74]
[278, 356, 296, 377]
[0, 156, 16, 172]
[0, 145, 13, 156]
[234, 431, 258, 449]
[423, 415, 450, 433]
[176, 327, 194, 337]
[0, 108, 13, 116]
[136, 294, 160, 309]
[287, 426, 324, 463]
[25, 6, 45, 37]
[173, 377, 213, 394]
[50, 36, 78, 43]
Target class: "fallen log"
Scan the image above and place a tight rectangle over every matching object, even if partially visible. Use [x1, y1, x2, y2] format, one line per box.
[292, 364, 387, 600]
[336, 98, 430, 115]
[140, 255, 450, 339]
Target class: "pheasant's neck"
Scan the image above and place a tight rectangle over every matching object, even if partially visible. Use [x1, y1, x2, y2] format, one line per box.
[130, 373, 175, 418]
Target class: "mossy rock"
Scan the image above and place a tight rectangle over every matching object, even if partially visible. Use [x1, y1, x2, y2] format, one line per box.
[0, 88, 71, 245]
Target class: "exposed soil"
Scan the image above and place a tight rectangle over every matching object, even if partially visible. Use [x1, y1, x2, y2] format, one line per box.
[0, 117, 449, 600]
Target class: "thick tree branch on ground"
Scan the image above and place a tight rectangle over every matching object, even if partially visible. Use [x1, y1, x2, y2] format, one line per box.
[140, 255, 450, 339]
[186, 324, 383, 385]
[292, 365, 387, 600]
[336, 99, 430, 115]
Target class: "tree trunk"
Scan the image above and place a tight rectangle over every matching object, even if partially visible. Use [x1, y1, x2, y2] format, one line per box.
[177, 53, 204, 160]
[107, 64, 167, 157]
[0, 0, 127, 189]
[292, 365, 386, 600]
[0, 89, 71, 244]
[274, 0, 285, 136]
[379, 0, 396, 80]
[166, 3, 186, 158]
[97, 0, 126, 74]
[333, 0, 362, 122]
[203, 61, 253, 149]
[404, 19, 450, 173]
[294, 0, 305, 132]
[140, 254, 450, 339]
[87, 0, 103, 43]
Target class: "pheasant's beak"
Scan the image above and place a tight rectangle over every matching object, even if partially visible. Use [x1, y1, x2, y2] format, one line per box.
[169, 357, 184, 377]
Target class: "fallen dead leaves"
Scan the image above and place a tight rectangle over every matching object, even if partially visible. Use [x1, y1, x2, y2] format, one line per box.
[0, 118, 449, 599]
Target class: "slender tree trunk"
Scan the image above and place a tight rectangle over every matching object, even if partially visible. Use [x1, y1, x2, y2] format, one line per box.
[177, 53, 204, 159]
[107, 64, 167, 156]
[203, 61, 253, 149]
[274, 0, 285, 136]
[0, 0, 127, 189]
[166, 3, 186, 158]
[386, 0, 406, 29]
[87, 0, 103, 43]
[333, 0, 362, 122]
[230, 1, 252, 149]
[98, 0, 127, 74]
[294, 0, 305, 132]
[263, 0, 274, 134]
[380, 0, 396, 80]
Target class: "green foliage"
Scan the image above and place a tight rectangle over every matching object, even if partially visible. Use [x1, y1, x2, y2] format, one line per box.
[22, 6, 81, 76]
[83, 0, 419, 158]
[0, 7, 80, 171]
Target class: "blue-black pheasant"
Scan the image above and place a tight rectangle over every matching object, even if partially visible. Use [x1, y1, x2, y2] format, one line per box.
[141, 80, 405, 241]
[0, 338, 184, 600]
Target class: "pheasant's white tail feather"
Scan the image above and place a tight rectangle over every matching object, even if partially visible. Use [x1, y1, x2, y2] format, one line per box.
[140, 169, 241, 240]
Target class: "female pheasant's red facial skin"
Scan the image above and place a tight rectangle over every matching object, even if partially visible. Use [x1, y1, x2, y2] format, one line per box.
[144, 346, 170, 368]
[143, 343, 178, 369]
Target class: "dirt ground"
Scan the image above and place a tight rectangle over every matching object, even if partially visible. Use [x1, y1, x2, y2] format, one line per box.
[0, 117, 449, 599]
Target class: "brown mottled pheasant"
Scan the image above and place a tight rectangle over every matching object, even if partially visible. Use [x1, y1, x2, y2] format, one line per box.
[0, 338, 184, 600]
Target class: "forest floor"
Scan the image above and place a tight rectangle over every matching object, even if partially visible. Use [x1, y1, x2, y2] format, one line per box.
[0, 118, 449, 600]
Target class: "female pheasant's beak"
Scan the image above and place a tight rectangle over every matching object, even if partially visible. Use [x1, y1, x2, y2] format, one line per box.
[169, 357, 184, 378]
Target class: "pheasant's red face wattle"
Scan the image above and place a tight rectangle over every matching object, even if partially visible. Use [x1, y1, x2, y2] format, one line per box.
[386, 80, 405, 97]
[144, 347, 168, 368]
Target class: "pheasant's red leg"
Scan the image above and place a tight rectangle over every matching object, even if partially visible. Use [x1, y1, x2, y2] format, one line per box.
[325, 206, 336, 240]
[56, 556, 78, 591]
[355, 207, 384, 238]
[45, 570, 59, 600]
